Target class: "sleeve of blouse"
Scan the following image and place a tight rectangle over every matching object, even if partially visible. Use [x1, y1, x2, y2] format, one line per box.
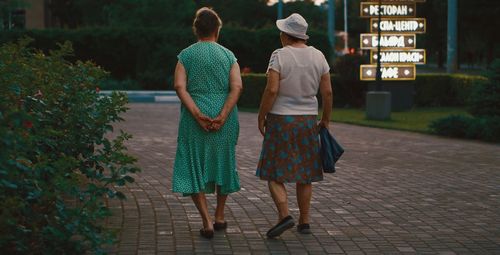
[320, 52, 330, 75]
[177, 49, 187, 66]
[267, 49, 281, 74]
[229, 50, 237, 65]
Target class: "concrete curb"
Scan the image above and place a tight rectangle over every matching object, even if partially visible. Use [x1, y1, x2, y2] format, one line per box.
[100, 90, 180, 103]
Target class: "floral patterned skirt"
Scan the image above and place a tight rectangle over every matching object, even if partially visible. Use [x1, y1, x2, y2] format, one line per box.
[256, 114, 323, 184]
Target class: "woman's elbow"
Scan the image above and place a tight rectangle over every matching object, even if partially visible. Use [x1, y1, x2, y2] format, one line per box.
[321, 90, 333, 100]
[173, 83, 185, 94]
[266, 87, 279, 97]
[233, 83, 243, 95]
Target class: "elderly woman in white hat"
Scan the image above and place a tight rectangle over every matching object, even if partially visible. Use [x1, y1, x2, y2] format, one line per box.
[256, 13, 333, 238]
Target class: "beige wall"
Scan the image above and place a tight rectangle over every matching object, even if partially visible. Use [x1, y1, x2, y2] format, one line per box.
[25, 0, 46, 29]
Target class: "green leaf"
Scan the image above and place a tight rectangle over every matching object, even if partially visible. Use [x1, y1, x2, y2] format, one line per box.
[115, 191, 126, 200]
[123, 176, 134, 183]
[1, 180, 18, 189]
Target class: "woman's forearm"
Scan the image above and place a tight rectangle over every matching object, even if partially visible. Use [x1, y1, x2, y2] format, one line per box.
[258, 89, 278, 119]
[319, 73, 333, 122]
[259, 71, 280, 119]
[218, 62, 243, 119]
[219, 87, 242, 118]
[321, 91, 333, 121]
[176, 88, 202, 118]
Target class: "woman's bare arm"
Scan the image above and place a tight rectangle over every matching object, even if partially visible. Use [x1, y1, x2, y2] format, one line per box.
[212, 62, 243, 130]
[257, 70, 280, 136]
[319, 72, 333, 128]
[173, 61, 212, 131]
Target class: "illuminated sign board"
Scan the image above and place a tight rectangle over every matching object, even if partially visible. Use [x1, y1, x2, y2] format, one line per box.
[360, 3, 416, 18]
[370, 50, 426, 65]
[362, 0, 425, 2]
[360, 64, 416, 81]
[370, 18, 426, 33]
[360, 1, 426, 81]
[360, 34, 416, 49]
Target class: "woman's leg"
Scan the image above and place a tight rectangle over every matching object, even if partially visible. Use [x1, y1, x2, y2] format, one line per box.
[191, 193, 213, 230]
[215, 185, 228, 223]
[296, 183, 312, 225]
[268, 180, 289, 221]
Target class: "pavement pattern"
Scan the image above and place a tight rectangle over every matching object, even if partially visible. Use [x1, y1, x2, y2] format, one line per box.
[106, 103, 500, 255]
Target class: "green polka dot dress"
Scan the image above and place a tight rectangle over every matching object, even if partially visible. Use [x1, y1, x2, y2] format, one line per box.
[172, 42, 240, 196]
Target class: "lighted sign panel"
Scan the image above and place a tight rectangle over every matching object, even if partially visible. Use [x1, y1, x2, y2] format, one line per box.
[370, 49, 426, 65]
[362, 0, 425, 2]
[360, 64, 416, 81]
[360, 34, 416, 49]
[360, 3, 416, 18]
[370, 18, 426, 33]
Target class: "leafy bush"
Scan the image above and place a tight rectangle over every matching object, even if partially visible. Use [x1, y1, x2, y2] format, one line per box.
[429, 59, 500, 143]
[0, 27, 331, 90]
[475, 117, 500, 143]
[332, 54, 369, 107]
[238, 74, 267, 108]
[99, 79, 142, 91]
[430, 115, 500, 143]
[0, 38, 139, 254]
[414, 74, 487, 107]
[429, 115, 474, 138]
[468, 60, 500, 117]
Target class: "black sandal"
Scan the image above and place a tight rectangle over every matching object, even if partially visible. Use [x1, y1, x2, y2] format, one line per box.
[266, 216, 295, 238]
[199, 228, 214, 239]
[297, 223, 311, 234]
[213, 221, 228, 231]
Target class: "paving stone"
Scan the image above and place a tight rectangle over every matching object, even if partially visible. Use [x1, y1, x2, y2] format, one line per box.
[107, 103, 500, 254]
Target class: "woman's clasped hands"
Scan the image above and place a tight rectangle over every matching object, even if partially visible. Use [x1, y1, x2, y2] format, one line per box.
[194, 112, 227, 132]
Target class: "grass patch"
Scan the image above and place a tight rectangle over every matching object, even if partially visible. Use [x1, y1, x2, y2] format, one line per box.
[331, 107, 468, 133]
[239, 107, 468, 133]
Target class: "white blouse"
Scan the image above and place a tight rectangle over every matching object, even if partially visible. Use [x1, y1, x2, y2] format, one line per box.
[267, 46, 330, 115]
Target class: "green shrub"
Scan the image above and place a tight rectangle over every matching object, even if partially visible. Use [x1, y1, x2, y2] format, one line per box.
[0, 27, 331, 90]
[239, 74, 267, 108]
[429, 115, 474, 138]
[100, 79, 142, 91]
[476, 117, 500, 143]
[0, 38, 139, 254]
[468, 60, 500, 117]
[414, 74, 487, 107]
[332, 54, 369, 107]
[429, 115, 500, 142]
[429, 59, 500, 142]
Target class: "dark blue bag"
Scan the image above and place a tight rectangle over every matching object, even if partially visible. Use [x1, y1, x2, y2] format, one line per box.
[319, 126, 344, 173]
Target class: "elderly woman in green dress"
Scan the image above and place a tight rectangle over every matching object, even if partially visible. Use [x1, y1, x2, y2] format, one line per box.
[172, 7, 242, 239]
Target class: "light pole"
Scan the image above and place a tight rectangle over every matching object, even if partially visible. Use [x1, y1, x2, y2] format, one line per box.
[278, 0, 283, 19]
[447, 0, 458, 73]
[375, 0, 382, 90]
[328, 0, 336, 62]
[343, 0, 348, 54]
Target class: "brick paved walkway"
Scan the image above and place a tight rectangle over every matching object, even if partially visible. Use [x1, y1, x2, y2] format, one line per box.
[107, 103, 500, 254]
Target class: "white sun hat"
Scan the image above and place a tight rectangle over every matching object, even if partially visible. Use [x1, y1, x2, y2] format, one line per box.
[276, 13, 309, 40]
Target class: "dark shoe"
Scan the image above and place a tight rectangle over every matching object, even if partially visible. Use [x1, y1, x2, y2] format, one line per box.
[213, 221, 228, 231]
[266, 216, 295, 238]
[199, 228, 214, 239]
[297, 223, 311, 234]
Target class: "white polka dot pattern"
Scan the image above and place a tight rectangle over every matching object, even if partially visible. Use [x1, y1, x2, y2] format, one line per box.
[172, 42, 240, 196]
